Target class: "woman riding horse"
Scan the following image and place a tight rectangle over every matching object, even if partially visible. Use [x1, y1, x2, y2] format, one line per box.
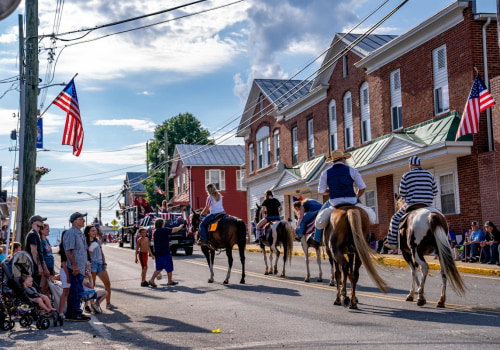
[293, 197, 322, 242]
[198, 183, 225, 247]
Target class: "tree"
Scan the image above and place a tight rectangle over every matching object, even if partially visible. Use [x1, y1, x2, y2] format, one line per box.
[144, 113, 213, 208]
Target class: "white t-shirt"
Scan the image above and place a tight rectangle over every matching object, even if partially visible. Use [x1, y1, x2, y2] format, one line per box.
[206, 195, 224, 214]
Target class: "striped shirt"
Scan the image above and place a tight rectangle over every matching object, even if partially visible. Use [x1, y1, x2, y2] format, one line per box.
[399, 168, 438, 204]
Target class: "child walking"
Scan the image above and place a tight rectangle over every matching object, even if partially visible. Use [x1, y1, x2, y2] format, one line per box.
[20, 275, 56, 313]
[135, 227, 154, 287]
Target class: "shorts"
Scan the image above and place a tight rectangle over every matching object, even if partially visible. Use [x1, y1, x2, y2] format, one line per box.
[139, 252, 148, 268]
[60, 267, 71, 289]
[91, 263, 104, 274]
[155, 255, 174, 273]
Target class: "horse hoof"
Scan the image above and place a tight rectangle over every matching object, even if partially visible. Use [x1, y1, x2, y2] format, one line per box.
[281, 273, 285, 277]
[264, 271, 269, 275]
[273, 270, 278, 275]
[417, 299, 426, 306]
[329, 281, 335, 287]
[240, 279, 245, 284]
[317, 278, 323, 283]
[334, 299, 342, 306]
[304, 278, 310, 283]
[436, 302, 445, 308]
[343, 297, 350, 308]
[208, 279, 214, 283]
[406, 296, 414, 302]
[223, 280, 229, 285]
[349, 303, 358, 310]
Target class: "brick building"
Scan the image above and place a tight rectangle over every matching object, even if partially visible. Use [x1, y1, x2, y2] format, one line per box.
[169, 144, 248, 225]
[237, 1, 500, 240]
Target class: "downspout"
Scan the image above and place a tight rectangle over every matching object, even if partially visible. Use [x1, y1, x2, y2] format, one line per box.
[482, 17, 493, 151]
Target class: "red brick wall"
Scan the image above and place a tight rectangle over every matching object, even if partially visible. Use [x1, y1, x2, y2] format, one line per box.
[372, 174, 394, 240]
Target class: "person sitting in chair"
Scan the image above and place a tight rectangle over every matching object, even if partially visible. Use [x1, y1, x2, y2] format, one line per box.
[198, 183, 225, 247]
[255, 190, 282, 241]
[293, 197, 322, 241]
[313, 150, 366, 250]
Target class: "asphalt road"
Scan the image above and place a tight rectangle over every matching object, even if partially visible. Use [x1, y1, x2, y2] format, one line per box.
[2, 244, 500, 349]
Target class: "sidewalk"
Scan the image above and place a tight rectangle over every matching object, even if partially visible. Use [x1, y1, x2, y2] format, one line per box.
[243, 243, 500, 277]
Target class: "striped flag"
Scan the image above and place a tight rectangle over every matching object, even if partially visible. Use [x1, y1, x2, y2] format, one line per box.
[153, 184, 166, 196]
[53, 79, 83, 156]
[455, 74, 496, 141]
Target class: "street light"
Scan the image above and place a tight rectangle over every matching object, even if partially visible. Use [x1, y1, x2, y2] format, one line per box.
[77, 191, 101, 225]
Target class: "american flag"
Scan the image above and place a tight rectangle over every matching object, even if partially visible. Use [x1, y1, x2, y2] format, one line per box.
[455, 74, 496, 141]
[153, 184, 166, 196]
[53, 79, 83, 156]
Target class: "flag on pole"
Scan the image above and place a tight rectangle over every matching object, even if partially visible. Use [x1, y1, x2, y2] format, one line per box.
[455, 73, 496, 141]
[153, 184, 166, 196]
[53, 79, 84, 156]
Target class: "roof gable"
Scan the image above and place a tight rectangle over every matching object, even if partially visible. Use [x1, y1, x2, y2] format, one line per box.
[126, 172, 147, 192]
[174, 144, 245, 167]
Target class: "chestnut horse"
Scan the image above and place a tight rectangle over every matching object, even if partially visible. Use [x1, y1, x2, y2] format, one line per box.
[190, 210, 246, 284]
[395, 194, 465, 307]
[254, 204, 294, 277]
[327, 205, 388, 309]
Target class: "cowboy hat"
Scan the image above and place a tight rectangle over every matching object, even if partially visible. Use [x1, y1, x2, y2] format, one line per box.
[326, 150, 351, 162]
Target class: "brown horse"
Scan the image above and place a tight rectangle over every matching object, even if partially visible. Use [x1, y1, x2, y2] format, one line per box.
[190, 209, 246, 284]
[395, 194, 466, 307]
[254, 204, 294, 277]
[326, 205, 388, 309]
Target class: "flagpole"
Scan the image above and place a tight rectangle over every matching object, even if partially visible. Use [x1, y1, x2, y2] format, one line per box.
[38, 72, 79, 118]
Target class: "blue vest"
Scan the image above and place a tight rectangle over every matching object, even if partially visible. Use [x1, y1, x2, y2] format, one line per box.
[327, 164, 356, 199]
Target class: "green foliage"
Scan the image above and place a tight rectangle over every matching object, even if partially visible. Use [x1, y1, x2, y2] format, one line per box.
[144, 112, 213, 208]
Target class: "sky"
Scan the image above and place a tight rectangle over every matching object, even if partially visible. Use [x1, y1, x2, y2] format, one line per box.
[0, 0, 497, 229]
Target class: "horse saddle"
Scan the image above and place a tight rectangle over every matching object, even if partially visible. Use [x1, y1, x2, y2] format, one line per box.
[399, 202, 430, 231]
[208, 213, 227, 232]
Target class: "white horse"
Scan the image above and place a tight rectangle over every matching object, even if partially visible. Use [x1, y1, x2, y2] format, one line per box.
[299, 223, 335, 285]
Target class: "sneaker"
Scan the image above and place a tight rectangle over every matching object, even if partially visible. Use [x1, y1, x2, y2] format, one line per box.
[67, 314, 91, 322]
[84, 305, 92, 314]
[148, 280, 157, 288]
[141, 281, 149, 287]
[167, 281, 178, 286]
[91, 303, 101, 314]
[106, 303, 118, 310]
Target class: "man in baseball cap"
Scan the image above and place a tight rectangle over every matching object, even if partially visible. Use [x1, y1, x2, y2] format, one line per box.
[25, 214, 49, 287]
[69, 212, 87, 223]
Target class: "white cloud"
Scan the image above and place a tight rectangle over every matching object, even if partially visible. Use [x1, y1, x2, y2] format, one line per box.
[137, 91, 154, 95]
[93, 119, 156, 132]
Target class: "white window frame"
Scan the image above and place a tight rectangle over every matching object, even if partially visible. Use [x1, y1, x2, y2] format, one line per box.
[307, 118, 314, 158]
[292, 126, 298, 164]
[273, 129, 280, 163]
[236, 170, 246, 191]
[439, 172, 456, 215]
[390, 69, 403, 131]
[176, 176, 180, 194]
[433, 44, 450, 115]
[205, 169, 225, 191]
[182, 173, 186, 192]
[248, 144, 254, 173]
[364, 189, 378, 224]
[328, 99, 337, 152]
[360, 82, 371, 143]
[343, 92, 353, 149]
[256, 126, 270, 169]
[343, 55, 348, 77]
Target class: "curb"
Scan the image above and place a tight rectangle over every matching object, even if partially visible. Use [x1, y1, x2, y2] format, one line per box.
[241, 245, 500, 277]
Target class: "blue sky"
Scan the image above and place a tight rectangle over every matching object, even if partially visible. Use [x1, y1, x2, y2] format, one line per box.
[0, 0, 496, 229]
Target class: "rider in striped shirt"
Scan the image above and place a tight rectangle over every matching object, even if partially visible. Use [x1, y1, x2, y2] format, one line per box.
[387, 156, 438, 249]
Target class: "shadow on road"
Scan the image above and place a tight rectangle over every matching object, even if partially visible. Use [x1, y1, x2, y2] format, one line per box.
[227, 283, 301, 297]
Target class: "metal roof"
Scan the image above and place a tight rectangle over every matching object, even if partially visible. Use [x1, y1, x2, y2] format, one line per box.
[340, 33, 397, 56]
[285, 155, 326, 182]
[176, 144, 245, 166]
[255, 79, 313, 109]
[126, 172, 147, 192]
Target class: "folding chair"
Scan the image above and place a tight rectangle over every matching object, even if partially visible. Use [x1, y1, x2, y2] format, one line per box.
[82, 289, 102, 314]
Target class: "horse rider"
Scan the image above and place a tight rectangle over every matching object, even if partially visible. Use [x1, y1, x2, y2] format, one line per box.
[255, 190, 282, 241]
[293, 197, 323, 241]
[313, 150, 366, 249]
[198, 183, 225, 247]
[386, 156, 438, 250]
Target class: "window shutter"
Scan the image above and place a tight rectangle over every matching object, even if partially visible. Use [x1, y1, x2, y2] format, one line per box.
[221, 170, 225, 190]
[236, 170, 241, 190]
[205, 170, 209, 187]
[393, 71, 400, 90]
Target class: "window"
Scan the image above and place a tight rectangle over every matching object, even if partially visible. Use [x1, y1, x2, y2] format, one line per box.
[249, 144, 254, 173]
[344, 92, 353, 149]
[360, 82, 371, 143]
[440, 173, 456, 214]
[259, 95, 264, 117]
[329, 100, 337, 151]
[292, 126, 298, 164]
[182, 173, 186, 192]
[433, 45, 450, 115]
[205, 170, 225, 190]
[273, 130, 280, 162]
[390, 69, 403, 130]
[365, 190, 378, 224]
[343, 55, 348, 77]
[176, 177, 180, 194]
[256, 126, 270, 169]
[236, 170, 246, 191]
[307, 119, 314, 158]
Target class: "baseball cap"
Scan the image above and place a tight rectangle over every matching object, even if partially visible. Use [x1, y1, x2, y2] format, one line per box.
[471, 221, 479, 226]
[29, 215, 47, 224]
[409, 156, 421, 166]
[70, 212, 87, 223]
[485, 221, 493, 227]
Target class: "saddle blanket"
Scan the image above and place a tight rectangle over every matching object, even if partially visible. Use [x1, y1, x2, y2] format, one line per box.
[305, 220, 315, 241]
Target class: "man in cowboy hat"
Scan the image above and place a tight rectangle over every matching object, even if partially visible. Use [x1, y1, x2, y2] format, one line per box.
[386, 156, 437, 250]
[312, 150, 366, 249]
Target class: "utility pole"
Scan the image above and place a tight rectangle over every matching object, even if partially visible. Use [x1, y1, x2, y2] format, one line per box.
[20, 0, 38, 247]
[146, 141, 149, 174]
[99, 192, 102, 225]
[164, 130, 169, 202]
[16, 13, 24, 239]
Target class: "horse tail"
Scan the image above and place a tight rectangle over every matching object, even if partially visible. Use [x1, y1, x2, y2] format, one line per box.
[236, 219, 247, 249]
[282, 220, 294, 265]
[347, 209, 389, 293]
[431, 215, 466, 296]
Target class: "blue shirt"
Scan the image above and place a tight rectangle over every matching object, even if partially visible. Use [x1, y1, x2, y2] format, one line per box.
[470, 229, 485, 242]
[153, 227, 174, 257]
[63, 225, 88, 274]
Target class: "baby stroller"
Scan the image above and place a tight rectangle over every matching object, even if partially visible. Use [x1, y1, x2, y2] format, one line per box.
[2, 251, 62, 329]
[1, 262, 16, 331]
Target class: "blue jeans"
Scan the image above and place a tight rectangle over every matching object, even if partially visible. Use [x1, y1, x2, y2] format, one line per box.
[296, 211, 319, 237]
[465, 243, 481, 259]
[66, 268, 85, 318]
[313, 201, 330, 243]
[200, 214, 217, 241]
[482, 242, 499, 262]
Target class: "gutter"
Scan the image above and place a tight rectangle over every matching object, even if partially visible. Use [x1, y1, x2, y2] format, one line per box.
[481, 16, 493, 151]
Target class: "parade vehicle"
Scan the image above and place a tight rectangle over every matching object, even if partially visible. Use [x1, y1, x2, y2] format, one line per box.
[118, 206, 194, 255]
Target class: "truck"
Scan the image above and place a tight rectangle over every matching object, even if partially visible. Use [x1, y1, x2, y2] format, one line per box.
[118, 206, 194, 255]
